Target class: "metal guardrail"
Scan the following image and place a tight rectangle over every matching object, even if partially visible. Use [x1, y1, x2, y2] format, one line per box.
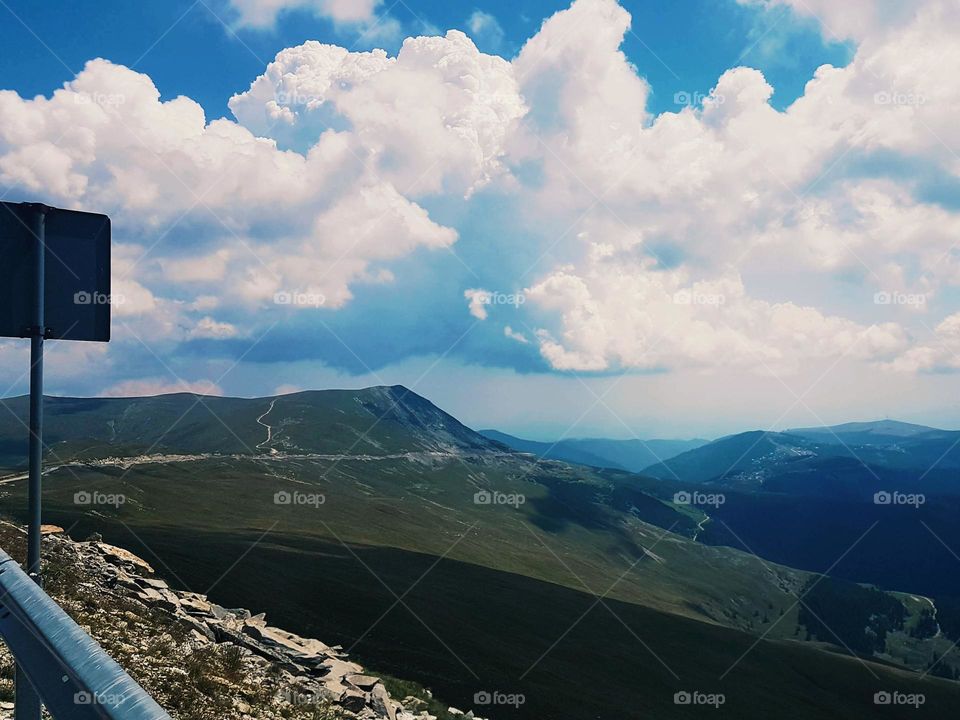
[0, 548, 171, 719]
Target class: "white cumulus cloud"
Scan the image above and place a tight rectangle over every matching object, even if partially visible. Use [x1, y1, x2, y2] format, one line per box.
[464, 288, 493, 320]
[505, 0, 960, 375]
[229, 31, 528, 194]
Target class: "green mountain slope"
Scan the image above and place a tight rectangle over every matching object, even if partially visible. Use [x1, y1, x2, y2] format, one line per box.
[0, 386, 500, 468]
[31, 518, 960, 720]
[635, 420, 960, 635]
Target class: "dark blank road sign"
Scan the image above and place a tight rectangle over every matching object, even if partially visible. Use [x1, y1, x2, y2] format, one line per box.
[0, 202, 110, 342]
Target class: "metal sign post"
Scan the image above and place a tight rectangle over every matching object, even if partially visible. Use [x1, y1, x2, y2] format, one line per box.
[26, 205, 46, 584]
[15, 205, 46, 720]
[0, 201, 111, 720]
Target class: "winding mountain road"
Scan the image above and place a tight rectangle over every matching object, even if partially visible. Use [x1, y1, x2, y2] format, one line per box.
[692, 515, 709, 542]
[256, 399, 278, 453]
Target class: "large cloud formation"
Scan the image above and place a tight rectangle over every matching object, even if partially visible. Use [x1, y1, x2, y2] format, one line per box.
[228, 31, 526, 192]
[504, 0, 960, 373]
[1, 0, 959, 393]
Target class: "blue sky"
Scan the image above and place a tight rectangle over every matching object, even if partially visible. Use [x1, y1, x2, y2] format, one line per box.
[0, 0, 958, 439]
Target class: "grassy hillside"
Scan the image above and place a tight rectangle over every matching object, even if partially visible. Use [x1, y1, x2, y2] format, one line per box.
[27, 517, 960, 720]
[0, 386, 500, 469]
[0, 454, 804, 631]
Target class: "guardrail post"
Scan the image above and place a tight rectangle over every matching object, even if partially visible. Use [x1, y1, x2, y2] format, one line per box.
[0, 549, 171, 719]
[13, 671, 40, 720]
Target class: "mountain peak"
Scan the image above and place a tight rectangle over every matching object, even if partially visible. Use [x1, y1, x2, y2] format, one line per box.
[0, 386, 499, 467]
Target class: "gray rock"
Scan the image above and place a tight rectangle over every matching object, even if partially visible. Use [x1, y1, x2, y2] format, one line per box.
[368, 683, 397, 720]
[347, 674, 381, 691]
[402, 696, 427, 711]
[137, 577, 169, 590]
[210, 604, 251, 620]
[340, 688, 369, 713]
[179, 594, 215, 617]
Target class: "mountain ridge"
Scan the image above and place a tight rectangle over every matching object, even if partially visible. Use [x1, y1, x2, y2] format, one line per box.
[641, 420, 960, 494]
[0, 385, 503, 468]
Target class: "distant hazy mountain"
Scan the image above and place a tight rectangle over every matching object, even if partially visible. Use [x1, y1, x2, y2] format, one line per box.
[479, 429, 707, 472]
[478, 430, 616, 467]
[787, 419, 944, 444]
[641, 430, 816, 488]
[642, 420, 960, 494]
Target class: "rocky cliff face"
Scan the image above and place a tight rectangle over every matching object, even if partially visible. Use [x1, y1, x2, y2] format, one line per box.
[0, 524, 482, 720]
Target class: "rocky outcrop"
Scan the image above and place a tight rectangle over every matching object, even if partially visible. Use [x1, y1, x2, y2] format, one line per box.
[0, 526, 481, 720]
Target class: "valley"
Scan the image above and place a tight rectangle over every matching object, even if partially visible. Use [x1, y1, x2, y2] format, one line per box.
[0, 388, 958, 716]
